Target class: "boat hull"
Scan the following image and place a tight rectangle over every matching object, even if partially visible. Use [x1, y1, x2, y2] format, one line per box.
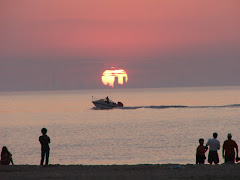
[92, 101, 118, 109]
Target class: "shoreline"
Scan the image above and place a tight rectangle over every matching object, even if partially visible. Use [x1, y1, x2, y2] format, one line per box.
[1, 164, 240, 179]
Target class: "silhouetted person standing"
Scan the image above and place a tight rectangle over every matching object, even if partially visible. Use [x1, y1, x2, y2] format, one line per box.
[196, 138, 208, 164]
[206, 132, 220, 164]
[222, 133, 238, 163]
[39, 128, 50, 166]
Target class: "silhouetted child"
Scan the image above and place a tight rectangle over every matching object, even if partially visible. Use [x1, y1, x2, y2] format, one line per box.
[39, 128, 51, 165]
[196, 138, 208, 164]
[0, 146, 14, 165]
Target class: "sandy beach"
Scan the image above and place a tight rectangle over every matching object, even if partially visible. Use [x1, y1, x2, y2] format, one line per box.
[0, 164, 240, 179]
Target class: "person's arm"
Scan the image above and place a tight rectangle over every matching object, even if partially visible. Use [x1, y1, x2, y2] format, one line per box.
[236, 148, 238, 159]
[206, 140, 209, 147]
[222, 143, 225, 158]
[204, 145, 208, 152]
[235, 142, 238, 159]
[217, 141, 220, 150]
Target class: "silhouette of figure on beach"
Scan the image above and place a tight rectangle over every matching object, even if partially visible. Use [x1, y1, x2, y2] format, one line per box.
[0, 146, 14, 165]
[222, 133, 239, 163]
[39, 128, 51, 166]
[196, 138, 208, 164]
[206, 132, 220, 164]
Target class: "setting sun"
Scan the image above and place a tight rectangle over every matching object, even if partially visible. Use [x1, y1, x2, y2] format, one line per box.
[102, 68, 128, 87]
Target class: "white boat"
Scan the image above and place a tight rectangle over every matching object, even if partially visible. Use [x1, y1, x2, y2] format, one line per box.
[92, 96, 123, 109]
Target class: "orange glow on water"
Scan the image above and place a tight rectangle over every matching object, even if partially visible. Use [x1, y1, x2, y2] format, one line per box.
[102, 68, 128, 87]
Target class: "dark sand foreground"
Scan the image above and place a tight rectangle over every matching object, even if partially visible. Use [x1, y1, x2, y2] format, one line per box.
[0, 164, 240, 179]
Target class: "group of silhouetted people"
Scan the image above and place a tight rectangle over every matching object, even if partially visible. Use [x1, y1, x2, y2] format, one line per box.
[0, 128, 50, 166]
[196, 132, 239, 164]
[1, 129, 239, 166]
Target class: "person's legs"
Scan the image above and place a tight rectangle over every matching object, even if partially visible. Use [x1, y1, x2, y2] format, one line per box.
[196, 155, 205, 164]
[45, 149, 50, 165]
[208, 152, 213, 164]
[40, 151, 46, 165]
[9, 157, 14, 165]
[196, 155, 199, 164]
[199, 156, 205, 164]
[213, 152, 219, 164]
[225, 156, 234, 163]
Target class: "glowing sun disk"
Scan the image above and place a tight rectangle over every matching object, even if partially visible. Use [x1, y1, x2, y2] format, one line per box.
[102, 69, 128, 87]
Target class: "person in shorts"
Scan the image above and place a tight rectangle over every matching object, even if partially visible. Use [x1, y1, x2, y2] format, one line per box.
[206, 132, 220, 164]
[196, 138, 208, 164]
[222, 133, 238, 163]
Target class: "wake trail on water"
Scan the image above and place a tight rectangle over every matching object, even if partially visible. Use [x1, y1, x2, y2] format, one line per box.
[121, 104, 240, 110]
[92, 104, 240, 110]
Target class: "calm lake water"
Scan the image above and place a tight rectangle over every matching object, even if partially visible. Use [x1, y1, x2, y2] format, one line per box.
[0, 86, 240, 165]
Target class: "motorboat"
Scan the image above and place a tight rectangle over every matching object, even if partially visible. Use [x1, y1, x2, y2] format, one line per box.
[92, 96, 123, 109]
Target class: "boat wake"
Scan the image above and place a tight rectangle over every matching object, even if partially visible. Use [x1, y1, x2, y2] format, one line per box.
[92, 104, 240, 110]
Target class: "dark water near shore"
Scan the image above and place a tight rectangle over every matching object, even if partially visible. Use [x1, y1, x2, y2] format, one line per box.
[0, 86, 240, 165]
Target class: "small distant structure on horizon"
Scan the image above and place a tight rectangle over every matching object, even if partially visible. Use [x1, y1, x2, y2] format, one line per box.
[123, 76, 126, 85]
[51, 72, 56, 90]
[114, 76, 119, 88]
[113, 76, 127, 88]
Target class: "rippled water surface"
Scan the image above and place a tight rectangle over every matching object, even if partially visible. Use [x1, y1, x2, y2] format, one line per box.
[0, 86, 240, 165]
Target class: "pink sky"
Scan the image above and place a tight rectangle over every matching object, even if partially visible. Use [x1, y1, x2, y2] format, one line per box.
[1, 0, 240, 90]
